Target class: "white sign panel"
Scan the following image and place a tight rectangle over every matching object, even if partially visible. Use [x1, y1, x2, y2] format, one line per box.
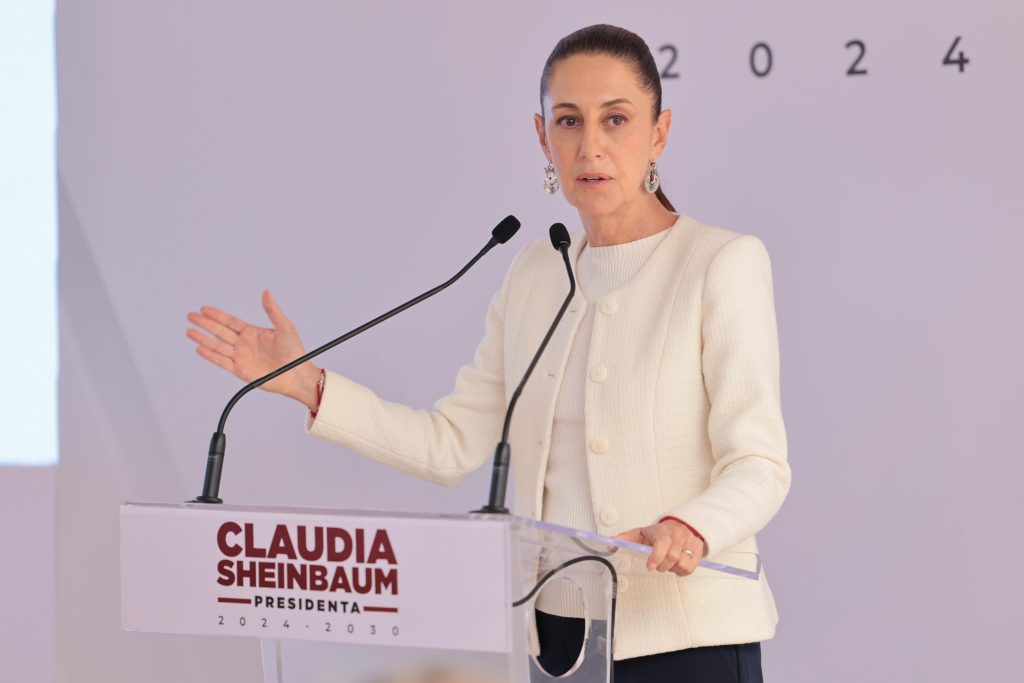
[120, 503, 512, 653]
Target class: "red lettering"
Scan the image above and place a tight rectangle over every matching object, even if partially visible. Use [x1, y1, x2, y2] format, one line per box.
[217, 522, 242, 557]
[353, 567, 374, 594]
[268, 525, 296, 560]
[237, 561, 257, 585]
[216, 559, 235, 585]
[310, 564, 327, 590]
[297, 526, 323, 562]
[257, 561, 273, 587]
[375, 568, 398, 595]
[286, 563, 307, 590]
[326, 528, 352, 562]
[329, 566, 351, 592]
[366, 530, 397, 564]
[244, 523, 266, 558]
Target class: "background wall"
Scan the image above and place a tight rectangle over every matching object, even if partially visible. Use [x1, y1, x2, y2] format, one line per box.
[15, 0, 1022, 681]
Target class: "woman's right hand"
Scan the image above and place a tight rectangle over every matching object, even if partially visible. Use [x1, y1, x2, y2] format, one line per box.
[186, 289, 321, 410]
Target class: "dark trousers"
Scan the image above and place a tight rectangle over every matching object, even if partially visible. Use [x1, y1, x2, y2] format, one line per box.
[535, 610, 764, 683]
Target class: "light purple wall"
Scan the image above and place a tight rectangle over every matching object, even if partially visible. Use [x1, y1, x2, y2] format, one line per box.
[37, 0, 1024, 681]
[0, 468, 54, 682]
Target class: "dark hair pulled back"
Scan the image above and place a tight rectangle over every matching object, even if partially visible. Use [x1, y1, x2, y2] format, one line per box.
[539, 24, 675, 212]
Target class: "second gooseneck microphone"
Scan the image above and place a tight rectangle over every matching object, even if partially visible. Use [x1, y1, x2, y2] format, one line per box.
[476, 222, 575, 514]
[195, 215, 522, 504]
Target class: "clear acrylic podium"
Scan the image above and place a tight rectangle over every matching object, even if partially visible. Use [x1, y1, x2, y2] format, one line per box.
[120, 502, 760, 683]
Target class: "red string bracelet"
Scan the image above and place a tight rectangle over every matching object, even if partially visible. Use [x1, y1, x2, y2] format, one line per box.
[658, 515, 705, 542]
[309, 368, 326, 419]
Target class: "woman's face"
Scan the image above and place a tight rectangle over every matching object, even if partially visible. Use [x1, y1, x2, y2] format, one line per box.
[535, 53, 671, 218]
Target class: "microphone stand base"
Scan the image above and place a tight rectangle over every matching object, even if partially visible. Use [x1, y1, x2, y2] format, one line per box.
[470, 505, 509, 515]
[192, 496, 223, 504]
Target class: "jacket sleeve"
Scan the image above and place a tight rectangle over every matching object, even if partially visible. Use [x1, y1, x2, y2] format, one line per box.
[663, 235, 791, 558]
[303, 247, 526, 487]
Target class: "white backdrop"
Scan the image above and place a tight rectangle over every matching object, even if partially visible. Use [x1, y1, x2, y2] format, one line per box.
[48, 0, 1024, 681]
[0, 0, 57, 465]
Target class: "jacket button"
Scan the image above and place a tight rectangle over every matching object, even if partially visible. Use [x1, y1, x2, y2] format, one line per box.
[599, 298, 619, 316]
[600, 507, 619, 526]
[589, 365, 608, 383]
[590, 436, 610, 454]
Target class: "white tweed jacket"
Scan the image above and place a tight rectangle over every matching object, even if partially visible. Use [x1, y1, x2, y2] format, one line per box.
[306, 213, 791, 659]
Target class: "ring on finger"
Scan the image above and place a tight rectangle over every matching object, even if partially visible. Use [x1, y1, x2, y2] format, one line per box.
[682, 549, 695, 559]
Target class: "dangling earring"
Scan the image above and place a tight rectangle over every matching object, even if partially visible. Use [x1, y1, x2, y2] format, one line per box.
[645, 161, 660, 194]
[543, 162, 560, 195]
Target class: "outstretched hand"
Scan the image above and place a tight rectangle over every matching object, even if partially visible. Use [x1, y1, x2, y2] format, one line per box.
[186, 289, 320, 409]
[614, 519, 707, 576]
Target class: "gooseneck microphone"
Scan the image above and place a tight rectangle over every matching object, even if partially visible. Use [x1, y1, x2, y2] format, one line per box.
[195, 215, 521, 504]
[476, 222, 575, 514]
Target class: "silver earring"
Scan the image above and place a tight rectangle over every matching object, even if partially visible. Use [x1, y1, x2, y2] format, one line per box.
[543, 162, 560, 195]
[645, 161, 660, 194]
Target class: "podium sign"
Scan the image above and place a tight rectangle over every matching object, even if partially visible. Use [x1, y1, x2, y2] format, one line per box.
[121, 502, 512, 653]
[122, 501, 759, 682]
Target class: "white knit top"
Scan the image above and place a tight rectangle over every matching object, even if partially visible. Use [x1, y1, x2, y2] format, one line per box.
[537, 226, 673, 616]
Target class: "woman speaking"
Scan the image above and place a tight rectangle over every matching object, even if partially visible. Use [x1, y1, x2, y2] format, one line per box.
[187, 24, 790, 683]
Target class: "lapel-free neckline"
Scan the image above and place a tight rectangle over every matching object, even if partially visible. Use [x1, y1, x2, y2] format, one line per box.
[568, 213, 691, 304]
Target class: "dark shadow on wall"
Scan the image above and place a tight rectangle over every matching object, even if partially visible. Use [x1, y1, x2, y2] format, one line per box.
[57, 175, 180, 496]
[56, 174, 261, 683]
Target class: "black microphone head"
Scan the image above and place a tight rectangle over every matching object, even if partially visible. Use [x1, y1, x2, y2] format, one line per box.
[491, 215, 521, 244]
[549, 223, 571, 250]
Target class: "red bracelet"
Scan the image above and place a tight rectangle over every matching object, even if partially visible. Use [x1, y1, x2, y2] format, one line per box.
[310, 368, 325, 419]
[658, 515, 704, 541]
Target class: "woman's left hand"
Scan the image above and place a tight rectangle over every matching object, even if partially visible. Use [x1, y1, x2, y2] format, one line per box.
[613, 520, 706, 576]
